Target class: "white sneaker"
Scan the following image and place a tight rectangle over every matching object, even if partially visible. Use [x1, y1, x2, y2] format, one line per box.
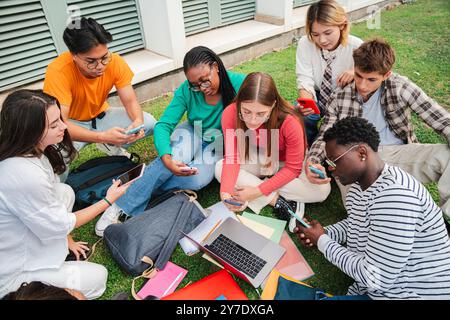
[95, 203, 126, 237]
[96, 143, 131, 157]
[288, 202, 305, 233]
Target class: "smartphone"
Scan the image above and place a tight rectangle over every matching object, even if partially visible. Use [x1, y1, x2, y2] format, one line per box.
[297, 98, 321, 115]
[286, 208, 311, 229]
[180, 166, 198, 172]
[224, 198, 244, 207]
[116, 163, 145, 185]
[309, 165, 326, 179]
[124, 124, 145, 135]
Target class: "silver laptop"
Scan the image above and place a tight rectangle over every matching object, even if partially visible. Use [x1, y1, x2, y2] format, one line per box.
[181, 217, 285, 288]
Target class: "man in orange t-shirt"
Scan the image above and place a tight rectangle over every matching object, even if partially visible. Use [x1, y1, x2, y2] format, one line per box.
[44, 17, 155, 154]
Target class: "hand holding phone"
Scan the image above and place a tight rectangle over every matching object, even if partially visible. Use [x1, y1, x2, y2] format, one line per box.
[224, 198, 244, 207]
[308, 165, 326, 179]
[297, 98, 320, 115]
[179, 166, 198, 173]
[124, 124, 145, 135]
[116, 163, 145, 186]
[286, 208, 311, 229]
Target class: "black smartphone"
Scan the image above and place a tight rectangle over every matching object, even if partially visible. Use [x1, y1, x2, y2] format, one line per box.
[116, 163, 145, 185]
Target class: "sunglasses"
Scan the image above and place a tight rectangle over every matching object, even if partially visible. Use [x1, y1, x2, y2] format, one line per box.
[325, 144, 359, 168]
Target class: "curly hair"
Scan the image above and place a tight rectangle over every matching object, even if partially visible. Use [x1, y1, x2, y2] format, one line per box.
[323, 117, 380, 151]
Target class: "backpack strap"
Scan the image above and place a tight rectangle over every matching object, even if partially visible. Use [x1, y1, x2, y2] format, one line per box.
[175, 189, 197, 202]
[131, 256, 157, 300]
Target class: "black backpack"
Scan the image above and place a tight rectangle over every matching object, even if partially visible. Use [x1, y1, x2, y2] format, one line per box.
[66, 154, 140, 210]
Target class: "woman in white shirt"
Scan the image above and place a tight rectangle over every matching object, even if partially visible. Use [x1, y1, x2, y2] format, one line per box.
[0, 90, 130, 299]
[296, 0, 363, 145]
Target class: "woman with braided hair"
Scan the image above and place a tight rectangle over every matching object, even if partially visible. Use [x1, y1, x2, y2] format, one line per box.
[95, 46, 246, 235]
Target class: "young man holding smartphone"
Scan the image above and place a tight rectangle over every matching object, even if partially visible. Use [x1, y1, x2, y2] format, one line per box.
[44, 17, 156, 159]
[305, 38, 450, 219]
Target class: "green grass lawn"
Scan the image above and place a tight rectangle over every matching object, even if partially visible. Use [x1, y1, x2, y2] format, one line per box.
[71, 0, 450, 300]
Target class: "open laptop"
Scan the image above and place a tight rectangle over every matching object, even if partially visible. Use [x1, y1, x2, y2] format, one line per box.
[181, 217, 285, 288]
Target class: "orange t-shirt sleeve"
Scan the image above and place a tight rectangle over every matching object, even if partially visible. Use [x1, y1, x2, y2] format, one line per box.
[43, 65, 73, 107]
[113, 54, 134, 89]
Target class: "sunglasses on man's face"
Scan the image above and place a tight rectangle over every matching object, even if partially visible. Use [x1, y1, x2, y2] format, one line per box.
[325, 144, 359, 168]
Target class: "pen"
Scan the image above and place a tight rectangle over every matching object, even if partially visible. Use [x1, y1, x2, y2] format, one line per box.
[201, 219, 222, 243]
[287, 208, 311, 228]
[162, 271, 184, 297]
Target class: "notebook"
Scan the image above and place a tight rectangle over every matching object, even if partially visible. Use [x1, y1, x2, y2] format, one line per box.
[261, 231, 314, 288]
[137, 261, 188, 299]
[162, 269, 248, 300]
[242, 212, 286, 243]
[179, 201, 238, 255]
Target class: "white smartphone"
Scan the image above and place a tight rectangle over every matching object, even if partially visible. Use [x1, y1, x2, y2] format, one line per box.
[180, 166, 198, 172]
[116, 163, 146, 185]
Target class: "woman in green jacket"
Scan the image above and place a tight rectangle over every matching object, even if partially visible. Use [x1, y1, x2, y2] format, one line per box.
[95, 46, 245, 236]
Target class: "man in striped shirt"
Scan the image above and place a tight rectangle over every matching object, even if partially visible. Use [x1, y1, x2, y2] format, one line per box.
[305, 38, 450, 219]
[296, 117, 450, 299]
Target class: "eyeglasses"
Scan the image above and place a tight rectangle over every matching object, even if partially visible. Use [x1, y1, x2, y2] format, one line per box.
[77, 51, 112, 70]
[238, 105, 274, 124]
[325, 144, 359, 168]
[188, 66, 214, 91]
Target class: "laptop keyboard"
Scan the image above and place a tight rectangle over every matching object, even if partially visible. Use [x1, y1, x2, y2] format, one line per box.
[205, 234, 267, 278]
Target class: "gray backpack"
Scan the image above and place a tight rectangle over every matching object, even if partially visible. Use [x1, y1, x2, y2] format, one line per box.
[103, 190, 207, 277]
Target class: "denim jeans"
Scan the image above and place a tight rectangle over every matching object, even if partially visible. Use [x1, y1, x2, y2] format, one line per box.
[69, 107, 156, 151]
[303, 114, 321, 147]
[116, 121, 222, 216]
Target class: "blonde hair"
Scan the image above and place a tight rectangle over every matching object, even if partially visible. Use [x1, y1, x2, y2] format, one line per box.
[305, 0, 349, 46]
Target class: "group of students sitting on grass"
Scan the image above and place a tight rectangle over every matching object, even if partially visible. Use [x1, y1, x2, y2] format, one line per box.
[1, 0, 449, 300]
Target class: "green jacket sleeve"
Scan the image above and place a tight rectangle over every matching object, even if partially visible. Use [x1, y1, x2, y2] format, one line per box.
[154, 84, 188, 156]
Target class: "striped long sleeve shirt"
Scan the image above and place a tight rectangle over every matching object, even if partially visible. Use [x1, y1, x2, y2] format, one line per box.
[317, 165, 450, 299]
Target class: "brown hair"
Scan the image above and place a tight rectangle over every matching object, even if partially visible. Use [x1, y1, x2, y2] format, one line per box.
[353, 38, 396, 75]
[2, 282, 77, 300]
[235, 72, 306, 162]
[306, 0, 349, 46]
[0, 90, 77, 174]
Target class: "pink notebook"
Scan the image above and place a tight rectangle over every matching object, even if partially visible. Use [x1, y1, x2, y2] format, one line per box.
[137, 262, 188, 299]
[269, 231, 314, 282]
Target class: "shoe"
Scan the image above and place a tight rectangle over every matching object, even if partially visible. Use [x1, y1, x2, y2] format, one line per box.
[273, 196, 305, 233]
[288, 202, 305, 233]
[95, 203, 128, 237]
[96, 143, 131, 157]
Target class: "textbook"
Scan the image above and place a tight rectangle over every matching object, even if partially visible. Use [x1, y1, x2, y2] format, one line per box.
[162, 269, 248, 300]
[137, 261, 188, 299]
[179, 201, 238, 255]
[241, 212, 286, 243]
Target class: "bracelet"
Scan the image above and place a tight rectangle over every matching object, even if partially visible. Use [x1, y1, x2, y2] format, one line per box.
[103, 197, 112, 206]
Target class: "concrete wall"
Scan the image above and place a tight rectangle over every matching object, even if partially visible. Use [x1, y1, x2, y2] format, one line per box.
[108, 0, 397, 107]
[0, 0, 398, 108]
